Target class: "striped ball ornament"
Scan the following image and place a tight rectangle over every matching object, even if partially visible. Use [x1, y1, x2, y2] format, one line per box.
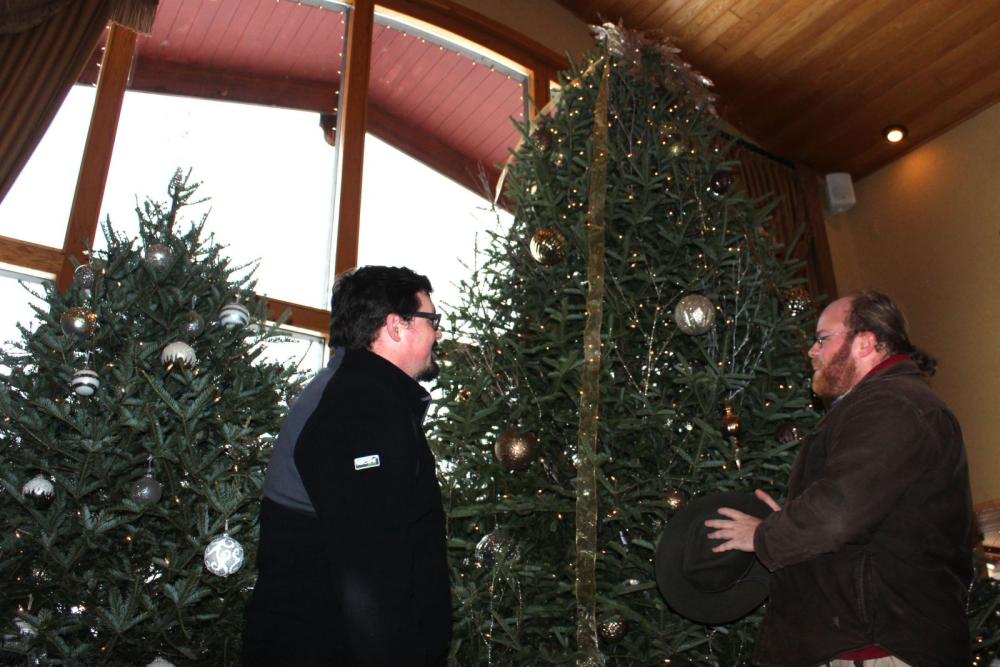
[219, 302, 250, 329]
[70, 369, 100, 396]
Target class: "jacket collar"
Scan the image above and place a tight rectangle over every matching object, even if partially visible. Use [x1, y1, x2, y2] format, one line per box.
[341, 347, 432, 423]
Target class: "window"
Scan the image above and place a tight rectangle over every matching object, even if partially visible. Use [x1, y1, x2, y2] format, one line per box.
[0, 86, 96, 249]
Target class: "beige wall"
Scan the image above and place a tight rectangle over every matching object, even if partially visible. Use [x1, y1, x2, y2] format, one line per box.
[451, 0, 594, 62]
[824, 102, 1000, 504]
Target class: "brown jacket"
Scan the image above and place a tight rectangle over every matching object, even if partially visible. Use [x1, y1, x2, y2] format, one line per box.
[752, 359, 974, 667]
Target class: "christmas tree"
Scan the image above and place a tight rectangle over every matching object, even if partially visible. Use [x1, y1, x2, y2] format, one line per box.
[0, 171, 300, 664]
[429, 26, 820, 665]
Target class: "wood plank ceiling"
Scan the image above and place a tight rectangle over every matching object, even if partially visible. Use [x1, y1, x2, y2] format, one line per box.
[556, 0, 1000, 178]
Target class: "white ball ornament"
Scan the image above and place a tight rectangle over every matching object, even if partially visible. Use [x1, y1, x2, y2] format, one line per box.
[161, 341, 196, 368]
[70, 369, 100, 396]
[147, 657, 175, 667]
[673, 293, 716, 335]
[204, 533, 245, 577]
[219, 302, 250, 329]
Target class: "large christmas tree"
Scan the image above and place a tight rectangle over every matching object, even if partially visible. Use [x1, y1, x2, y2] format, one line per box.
[0, 171, 299, 664]
[429, 26, 820, 665]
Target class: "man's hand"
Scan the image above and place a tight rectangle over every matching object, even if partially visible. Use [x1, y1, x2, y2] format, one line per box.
[704, 489, 781, 553]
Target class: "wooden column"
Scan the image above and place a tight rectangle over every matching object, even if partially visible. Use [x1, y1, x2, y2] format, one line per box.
[531, 65, 554, 116]
[333, 0, 375, 277]
[58, 23, 137, 291]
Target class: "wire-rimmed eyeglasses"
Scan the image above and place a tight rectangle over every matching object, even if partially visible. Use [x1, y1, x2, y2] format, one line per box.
[813, 330, 851, 349]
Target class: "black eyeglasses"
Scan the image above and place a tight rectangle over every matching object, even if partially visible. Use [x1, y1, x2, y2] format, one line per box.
[410, 312, 442, 331]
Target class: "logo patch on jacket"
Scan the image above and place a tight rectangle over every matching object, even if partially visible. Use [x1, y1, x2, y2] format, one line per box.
[354, 454, 380, 470]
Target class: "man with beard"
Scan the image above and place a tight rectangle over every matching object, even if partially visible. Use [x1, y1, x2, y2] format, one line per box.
[705, 291, 973, 667]
[243, 266, 450, 665]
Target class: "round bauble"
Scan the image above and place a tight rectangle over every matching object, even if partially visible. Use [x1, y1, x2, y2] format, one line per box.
[22, 474, 54, 508]
[147, 658, 176, 667]
[70, 368, 100, 396]
[495, 429, 537, 471]
[204, 533, 245, 577]
[144, 243, 174, 274]
[474, 528, 518, 568]
[532, 124, 552, 152]
[129, 474, 163, 504]
[60, 307, 98, 337]
[529, 228, 567, 266]
[721, 403, 742, 438]
[161, 341, 196, 368]
[782, 287, 812, 318]
[180, 310, 205, 339]
[598, 617, 627, 643]
[73, 264, 95, 290]
[665, 488, 688, 513]
[673, 294, 716, 335]
[219, 302, 250, 329]
[708, 169, 735, 199]
[776, 422, 804, 443]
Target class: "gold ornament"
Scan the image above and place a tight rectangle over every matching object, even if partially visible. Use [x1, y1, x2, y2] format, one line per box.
[598, 617, 627, 643]
[529, 228, 567, 266]
[721, 402, 742, 438]
[666, 133, 687, 157]
[782, 287, 812, 318]
[665, 488, 688, 513]
[456, 387, 472, 402]
[495, 429, 537, 470]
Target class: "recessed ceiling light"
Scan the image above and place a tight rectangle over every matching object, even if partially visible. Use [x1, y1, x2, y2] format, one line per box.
[883, 125, 907, 143]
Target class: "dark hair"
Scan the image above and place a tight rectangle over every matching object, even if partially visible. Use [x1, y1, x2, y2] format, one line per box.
[328, 266, 433, 349]
[846, 290, 937, 376]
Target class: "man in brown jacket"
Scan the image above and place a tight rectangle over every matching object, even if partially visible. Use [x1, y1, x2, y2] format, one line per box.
[706, 291, 974, 667]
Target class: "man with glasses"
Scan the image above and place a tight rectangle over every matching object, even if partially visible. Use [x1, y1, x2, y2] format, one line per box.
[243, 266, 450, 665]
[706, 291, 974, 667]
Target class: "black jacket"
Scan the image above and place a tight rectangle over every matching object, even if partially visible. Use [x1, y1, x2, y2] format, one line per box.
[244, 349, 451, 666]
[753, 359, 974, 667]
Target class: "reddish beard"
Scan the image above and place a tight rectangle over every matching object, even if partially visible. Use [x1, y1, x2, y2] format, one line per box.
[812, 336, 857, 399]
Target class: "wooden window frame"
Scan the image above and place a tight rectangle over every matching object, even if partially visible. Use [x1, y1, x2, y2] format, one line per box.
[0, 0, 563, 339]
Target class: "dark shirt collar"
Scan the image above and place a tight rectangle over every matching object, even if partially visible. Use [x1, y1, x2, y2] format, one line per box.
[341, 348, 432, 423]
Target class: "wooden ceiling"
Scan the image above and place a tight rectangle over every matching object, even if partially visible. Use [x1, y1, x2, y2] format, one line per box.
[556, 0, 1000, 178]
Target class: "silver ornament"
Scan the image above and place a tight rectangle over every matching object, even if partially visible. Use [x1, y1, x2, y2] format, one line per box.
[474, 528, 519, 567]
[73, 264, 95, 290]
[673, 294, 716, 335]
[60, 307, 98, 337]
[129, 474, 163, 504]
[180, 311, 205, 338]
[161, 341, 196, 367]
[147, 658, 176, 667]
[22, 474, 54, 508]
[219, 302, 250, 329]
[204, 533, 245, 577]
[70, 369, 100, 396]
[144, 243, 174, 273]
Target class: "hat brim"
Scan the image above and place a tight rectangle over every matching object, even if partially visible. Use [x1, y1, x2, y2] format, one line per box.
[655, 491, 772, 625]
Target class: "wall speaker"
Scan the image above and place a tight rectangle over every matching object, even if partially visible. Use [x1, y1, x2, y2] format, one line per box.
[824, 173, 856, 214]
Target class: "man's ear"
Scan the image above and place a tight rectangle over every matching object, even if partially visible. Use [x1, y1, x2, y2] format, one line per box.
[385, 313, 404, 342]
[855, 331, 879, 357]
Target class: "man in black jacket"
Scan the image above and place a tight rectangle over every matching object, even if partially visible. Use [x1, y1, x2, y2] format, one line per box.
[706, 291, 974, 667]
[243, 266, 450, 666]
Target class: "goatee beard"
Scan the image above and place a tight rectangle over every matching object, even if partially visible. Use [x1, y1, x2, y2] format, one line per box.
[417, 359, 439, 382]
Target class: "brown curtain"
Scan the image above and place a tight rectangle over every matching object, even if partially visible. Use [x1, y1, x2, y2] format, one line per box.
[734, 143, 838, 303]
[0, 0, 158, 205]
